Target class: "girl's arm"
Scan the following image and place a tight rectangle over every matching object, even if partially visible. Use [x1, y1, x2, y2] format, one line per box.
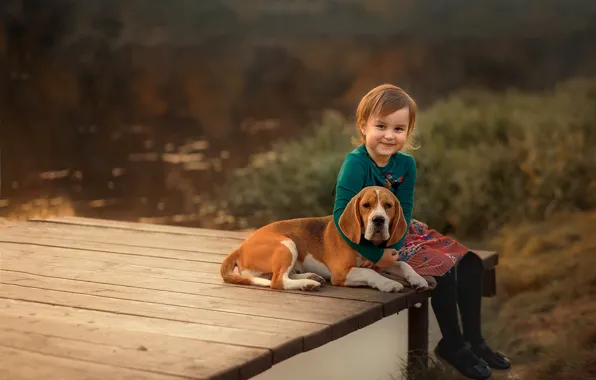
[333, 154, 385, 263]
[391, 155, 416, 250]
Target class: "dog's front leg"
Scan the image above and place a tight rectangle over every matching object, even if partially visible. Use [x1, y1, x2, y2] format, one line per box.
[342, 267, 404, 292]
[391, 261, 429, 290]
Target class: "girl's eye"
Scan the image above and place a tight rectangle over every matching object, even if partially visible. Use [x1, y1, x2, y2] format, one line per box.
[376, 124, 385, 129]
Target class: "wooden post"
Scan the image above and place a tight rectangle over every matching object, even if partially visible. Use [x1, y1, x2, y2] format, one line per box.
[472, 250, 499, 298]
[482, 268, 497, 297]
[407, 298, 429, 379]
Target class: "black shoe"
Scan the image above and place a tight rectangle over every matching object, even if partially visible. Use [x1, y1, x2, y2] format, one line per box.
[471, 340, 511, 371]
[434, 341, 492, 380]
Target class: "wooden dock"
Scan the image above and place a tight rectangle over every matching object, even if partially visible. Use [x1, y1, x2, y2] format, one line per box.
[0, 216, 445, 380]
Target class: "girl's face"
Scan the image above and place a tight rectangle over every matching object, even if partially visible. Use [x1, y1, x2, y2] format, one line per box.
[360, 106, 410, 165]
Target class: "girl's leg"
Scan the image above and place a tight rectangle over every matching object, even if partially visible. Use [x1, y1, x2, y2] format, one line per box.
[431, 267, 492, 380]
[431, 267, 466, 349]
[456, 252, 484, 345]
[457, 252, 511, 371]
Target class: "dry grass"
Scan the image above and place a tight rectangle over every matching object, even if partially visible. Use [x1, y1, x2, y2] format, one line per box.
[398, 359, 461, 380]
[477, 210, 596, 379]
[396, 356, 525, 380]
[529, 323, 596, 380]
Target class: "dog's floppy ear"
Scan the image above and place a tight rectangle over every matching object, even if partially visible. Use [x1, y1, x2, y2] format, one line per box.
[338, 192, 363, 244]
[387, 202, 408, 247]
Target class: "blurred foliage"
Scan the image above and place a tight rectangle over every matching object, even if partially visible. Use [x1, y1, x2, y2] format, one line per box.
[413, 77, 596, 236]
[217, 77, 596, 237]
[215, 111, 354, 228]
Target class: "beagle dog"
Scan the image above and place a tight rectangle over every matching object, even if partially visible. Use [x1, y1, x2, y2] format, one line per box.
[220, 186, 428, 292]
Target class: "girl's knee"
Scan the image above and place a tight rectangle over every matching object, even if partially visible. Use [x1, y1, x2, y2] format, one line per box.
[434, 266, 457, 286]
[458, 252, 484, 275]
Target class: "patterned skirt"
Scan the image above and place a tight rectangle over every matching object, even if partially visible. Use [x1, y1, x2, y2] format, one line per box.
[396, 219, 470, 277]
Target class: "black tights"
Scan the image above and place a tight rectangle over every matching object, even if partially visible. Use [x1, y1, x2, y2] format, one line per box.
[431, 252, 484, 350]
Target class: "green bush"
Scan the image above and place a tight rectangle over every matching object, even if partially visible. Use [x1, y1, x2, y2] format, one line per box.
[216, 77, 596, 236]
[215, 110, 355, 228]
[413, 77, 596, 235]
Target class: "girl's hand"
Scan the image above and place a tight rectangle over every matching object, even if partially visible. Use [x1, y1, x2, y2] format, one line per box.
[360, 259, 375, 269]
[376, 248, 399, 269]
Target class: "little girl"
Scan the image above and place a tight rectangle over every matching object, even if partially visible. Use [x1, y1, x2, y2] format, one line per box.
[332, 84, 510, 380]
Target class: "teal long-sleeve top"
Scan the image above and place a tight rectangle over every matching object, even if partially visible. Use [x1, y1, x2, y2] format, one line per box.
[333, 144, 416, 263]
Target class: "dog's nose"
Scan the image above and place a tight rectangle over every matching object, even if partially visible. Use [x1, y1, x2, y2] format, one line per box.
[372, 216, 385, 227]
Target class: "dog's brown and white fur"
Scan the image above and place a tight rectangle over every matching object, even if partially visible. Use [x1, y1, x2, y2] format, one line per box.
[220, 186, 428, 292]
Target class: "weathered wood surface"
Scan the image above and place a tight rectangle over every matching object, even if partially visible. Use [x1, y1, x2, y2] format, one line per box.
[0, 216, 433, 380]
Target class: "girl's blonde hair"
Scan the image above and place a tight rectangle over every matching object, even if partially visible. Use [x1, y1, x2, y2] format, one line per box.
[354, 84, 419, 150]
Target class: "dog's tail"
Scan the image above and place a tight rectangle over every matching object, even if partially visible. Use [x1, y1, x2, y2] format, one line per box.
[220, 248, 254, 286]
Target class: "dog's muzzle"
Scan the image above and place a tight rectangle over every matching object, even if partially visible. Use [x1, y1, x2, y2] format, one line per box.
[365, 214, 390, 240]
[372, 215, 386, 229]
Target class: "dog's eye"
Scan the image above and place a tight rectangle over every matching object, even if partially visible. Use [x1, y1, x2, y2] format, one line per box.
[362, 203, 370, 209]
[384, 203, 393, 209]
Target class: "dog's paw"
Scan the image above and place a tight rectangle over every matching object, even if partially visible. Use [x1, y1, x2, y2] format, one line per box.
[304, 273, 326, 285]
[301, 280, 322, 291]
[407, 274, 429, 291]
[376, 279, 404, 293]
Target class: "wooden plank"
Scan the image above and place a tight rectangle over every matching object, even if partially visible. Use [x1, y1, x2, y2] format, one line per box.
[1, 270, 371, 317]
[0, 222, 240, 252]
[7, 253, 405, 325]
[0, 234, 227, 263]
[1, 271, 379, 346]
[2, 265, 221, 292]
[2, 244, 408, 315]
[1, 277, 331, 333]
[0, 299, 271, 379]
[3, 265, 393, 332]
[1, 243, 415, 317]
[403, 288, 433, 308]
[0, 346, 186, 380]
[30, 216, 251, 240]
[0, 327, 260, 380]
[2, 266, 362, 313]
[2, 242, 223, 274]
[0, 222, 415, 321]
[0, 271, 375, 346]
[2, 220, 427, 299]
[472, 249, 499, 268]
[3, 249, 226, 282]
[0, 286, 304, 363]
[2, 250, 379, 315]
[0, 229, 462, 301]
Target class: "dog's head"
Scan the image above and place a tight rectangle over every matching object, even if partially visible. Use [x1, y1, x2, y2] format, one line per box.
[338, 186, 407, 246]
